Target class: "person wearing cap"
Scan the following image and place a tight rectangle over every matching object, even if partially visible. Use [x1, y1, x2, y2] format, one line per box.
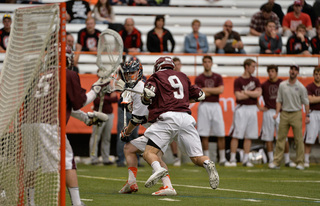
[0, 14, 12, 51]
[269, 64, 310, 170]
[282, 0, 315, 38]
[287, 0, 317, 27]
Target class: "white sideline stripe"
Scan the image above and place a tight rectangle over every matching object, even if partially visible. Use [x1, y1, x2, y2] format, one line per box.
[78, 175, 320, 201]
[272, 180, 320, 183]
[159, 198, 181, 202]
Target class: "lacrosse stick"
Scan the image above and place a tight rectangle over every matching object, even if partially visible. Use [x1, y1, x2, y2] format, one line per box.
[91, 29, 123, 157]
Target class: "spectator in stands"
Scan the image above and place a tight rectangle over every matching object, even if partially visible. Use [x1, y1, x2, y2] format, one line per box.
[127, 0, 148, 6]
[93, 0, 115, 24]
[66, 32, 75, 50]
[184, 19, 209, 54]
[148, 0, 170, 6]
[147, 15, 175, 53]
[260, 0, 284, 25]
[250, 3, 280, 36]
[282, 0, 315, 38]
[311, 23, 320, 54]
[286, 24, 311, 54]
[66, 0, 92, 24]
[314, 0, 320, 26]
[173, 57, 182, 72]
[287, 0, 317, 27]
[259, 20, 282, 54]
[214, 20, 245, 54]
[119, 18, 143, 53]
[0, 14, 11, 51]
[74, 17, 101, 66]
[109, 0, 127, 5]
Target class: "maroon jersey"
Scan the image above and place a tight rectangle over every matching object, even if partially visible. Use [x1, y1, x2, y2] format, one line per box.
[261, 79, 282, 109]
[306, 82, 320, 111]
[234, 76, 261, 105]
[145, 69, 202, 122]
[77, 28, 101, 51]
[66, 69, 87, 123]
[195, 72, 223, 103]
[93, 92, 118, 114]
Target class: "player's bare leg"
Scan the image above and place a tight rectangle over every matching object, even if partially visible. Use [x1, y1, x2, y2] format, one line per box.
[201, 136, 210, 157]
[226, 138, 238, 167]
[284, 141, 296, 167]
[170, 141, 181, 166]
[217, 137, 226, 165]
[265, 141, 274, 166]
[304, 143, 312, 168]
[66, 169, 83, 206]
[119, 143, 140, 194]
[144, 145, 168, 188]
[190, 156, 219, 189]
[242, 139, 254, 167]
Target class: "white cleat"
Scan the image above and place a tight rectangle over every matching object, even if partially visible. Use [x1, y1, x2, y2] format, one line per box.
[119, 181, 139, 194]
[173, 158, 181, 167]
[304, 162, 310, 168]
[152, 186, 177, 196]
[205, 161, 219, 189]
[145, 167, 168, 188]
[285, 162, 296, 168]
[243, 162, 254, 167]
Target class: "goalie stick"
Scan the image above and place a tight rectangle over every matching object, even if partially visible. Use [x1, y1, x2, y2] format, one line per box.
[91, 29, 123, 157]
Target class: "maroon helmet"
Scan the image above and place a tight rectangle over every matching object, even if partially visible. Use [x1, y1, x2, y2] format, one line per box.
[153, 56, 175, 73]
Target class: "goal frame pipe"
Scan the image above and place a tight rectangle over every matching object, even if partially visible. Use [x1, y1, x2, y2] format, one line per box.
[60, 2, 67, 206]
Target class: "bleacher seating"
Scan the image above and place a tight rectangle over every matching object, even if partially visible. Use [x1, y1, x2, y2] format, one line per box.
[0, 0, 318, 76]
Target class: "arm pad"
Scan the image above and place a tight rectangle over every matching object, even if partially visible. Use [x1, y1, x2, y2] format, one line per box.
[130, 114, 148, 126]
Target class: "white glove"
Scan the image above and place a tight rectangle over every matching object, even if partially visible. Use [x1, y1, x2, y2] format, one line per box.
[121, 90, 132, 104]
[197, 91, 206, 101]
[144, 87, 156, 99]
[92, 77, 111, 94]
[87, 111, 109, 126]
[115, 79, 125, 91]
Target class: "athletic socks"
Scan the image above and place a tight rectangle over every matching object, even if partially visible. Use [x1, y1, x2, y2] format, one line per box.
[26, 187, 35, 206]
[219, 149, 226, 163]
[268, 151, 274, 163]
[203, 150, 209, 157]
[68, 187, 81, 206]
[304, 153, 310, 163]
[230, 152, 236, 162]
[151, 161, 162, 172]
[284, 153, 290, 164]
[161, 174, 173, 189]
[242, 153, 249, 163]
[128, 167, 137, 183]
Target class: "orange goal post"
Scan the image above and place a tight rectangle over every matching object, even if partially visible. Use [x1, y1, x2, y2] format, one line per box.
[0, 3, 67, 206]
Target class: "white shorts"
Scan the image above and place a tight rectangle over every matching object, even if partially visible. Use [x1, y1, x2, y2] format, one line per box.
[304, 110, 320, 144]
[130, 135, 149, 152]
[144, 112, 203, 157]
[22, 123, 75, 172]
[197, 102, 225, 137]
[229, 105, 259, 139]
[22, 124, 60, 173]
[260, 109, 279, 141]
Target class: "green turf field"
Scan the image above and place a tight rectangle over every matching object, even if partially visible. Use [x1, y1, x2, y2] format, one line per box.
[70, 163, 320, 206]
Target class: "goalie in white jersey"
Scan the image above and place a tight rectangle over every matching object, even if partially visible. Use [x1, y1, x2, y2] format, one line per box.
[118, 58, 177, 196]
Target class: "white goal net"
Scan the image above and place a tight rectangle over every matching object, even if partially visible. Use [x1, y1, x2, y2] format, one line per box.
[0, 4, 61, 206]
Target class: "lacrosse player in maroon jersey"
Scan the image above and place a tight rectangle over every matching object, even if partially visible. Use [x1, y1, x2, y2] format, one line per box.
[141, 56, 219, 190]
[24, 45, 109, 206]
[118, 59, 176, 196]
[259, 65, 296, 168]
[304, 66, 320, 168]
[195, 55, 227, 166]
[226, 59, 262, 167]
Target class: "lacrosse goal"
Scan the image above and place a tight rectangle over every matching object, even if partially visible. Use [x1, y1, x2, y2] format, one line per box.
[0, 3, 66, 206]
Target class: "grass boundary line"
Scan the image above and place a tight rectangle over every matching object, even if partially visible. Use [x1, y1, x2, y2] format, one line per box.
[78, 175, 320, 201]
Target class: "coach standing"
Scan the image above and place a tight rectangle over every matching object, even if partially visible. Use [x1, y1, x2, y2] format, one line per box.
[270, 64, 309, 170]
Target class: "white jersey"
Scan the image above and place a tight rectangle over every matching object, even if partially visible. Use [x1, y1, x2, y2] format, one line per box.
[131, 81, 149, 118]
